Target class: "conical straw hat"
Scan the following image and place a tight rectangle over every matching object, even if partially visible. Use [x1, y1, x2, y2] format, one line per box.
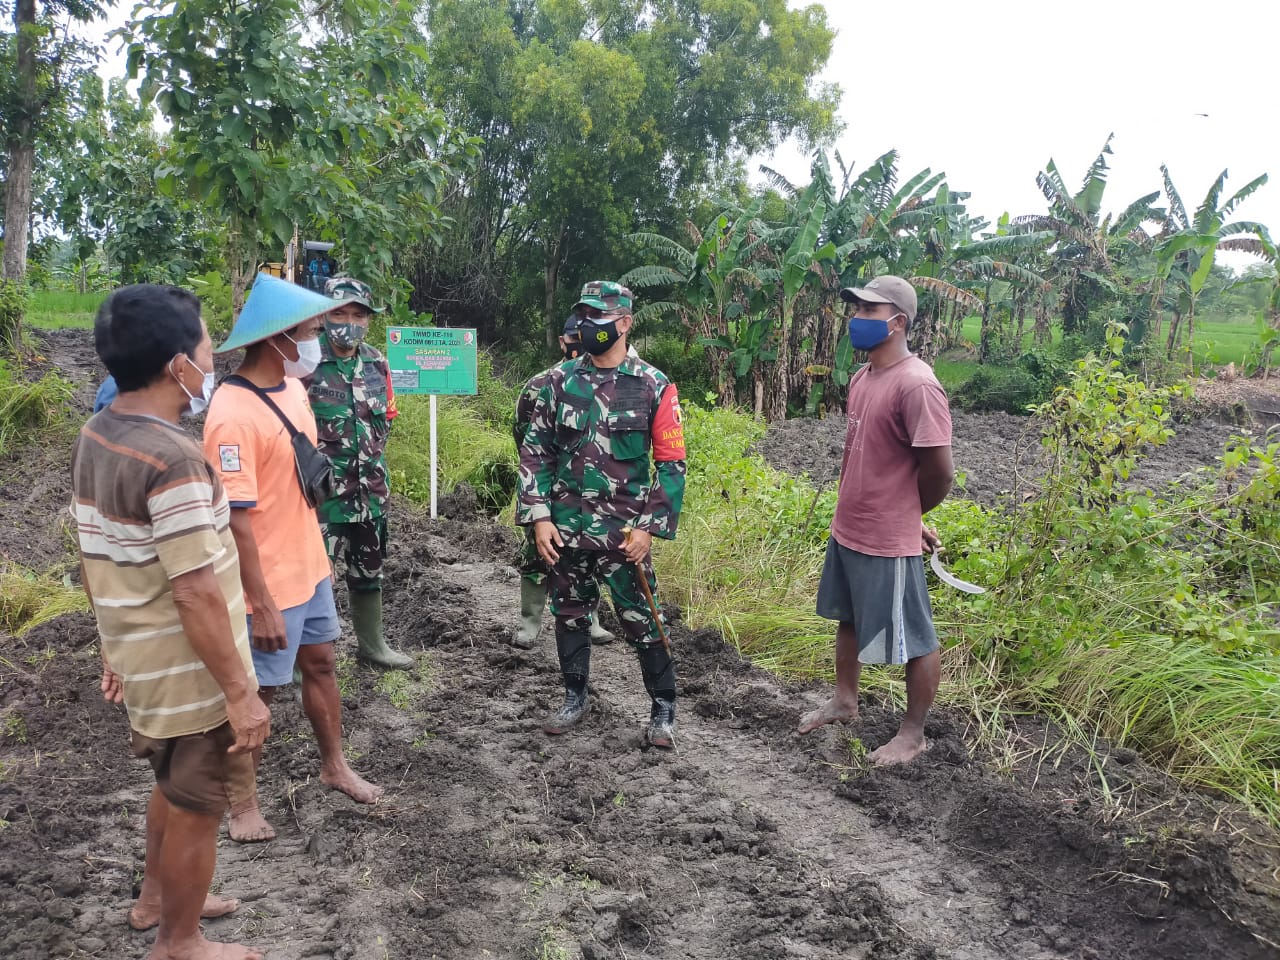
[214, 273, 338, 354]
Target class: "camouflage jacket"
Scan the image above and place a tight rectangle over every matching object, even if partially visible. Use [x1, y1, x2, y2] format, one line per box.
[306, 335, 398, 524]
[516, 352, 686, 551]
[513, 347, 639, 448]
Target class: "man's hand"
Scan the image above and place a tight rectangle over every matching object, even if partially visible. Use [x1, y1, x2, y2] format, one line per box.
[100, 661, 124, 704]
[224, 692, 271, 755]
[921, 524, 941, 555]
[534, 520, 563, 565]
[250, 598, 288, 653]
[622, 527, 652, 564]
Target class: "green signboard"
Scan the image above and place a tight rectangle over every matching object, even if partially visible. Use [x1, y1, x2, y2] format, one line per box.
[386, 326, 478, 396]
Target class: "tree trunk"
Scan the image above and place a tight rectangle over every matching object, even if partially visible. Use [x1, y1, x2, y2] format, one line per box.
[914, 311, 940, 365]
[764, 309, 790, 421]
[1185, 299, 1196, 373]
[1, 0, 37, 281]
[226, 224, 260, 317]
[543, 222, 566, 349]
[1166, 311, 1182, 359]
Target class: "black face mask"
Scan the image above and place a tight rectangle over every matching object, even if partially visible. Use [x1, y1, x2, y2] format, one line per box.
[562, 338, 584, 360]
[581, 320, 620, 355]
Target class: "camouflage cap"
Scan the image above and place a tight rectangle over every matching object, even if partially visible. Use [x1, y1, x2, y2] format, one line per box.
[572, 280, 634, 315]
[325, 276, 384, 314]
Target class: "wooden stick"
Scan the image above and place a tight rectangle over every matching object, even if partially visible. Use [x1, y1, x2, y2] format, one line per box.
[622, 527, 671, 653]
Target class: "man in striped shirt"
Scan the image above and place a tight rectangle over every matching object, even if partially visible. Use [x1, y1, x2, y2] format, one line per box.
[73, 284, 271, 960]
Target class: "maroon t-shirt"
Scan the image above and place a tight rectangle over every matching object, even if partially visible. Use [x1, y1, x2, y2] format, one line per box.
[830, 354, 952, 557]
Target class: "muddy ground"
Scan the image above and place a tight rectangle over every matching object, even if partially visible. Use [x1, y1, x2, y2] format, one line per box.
[2, 332, 1279, 959]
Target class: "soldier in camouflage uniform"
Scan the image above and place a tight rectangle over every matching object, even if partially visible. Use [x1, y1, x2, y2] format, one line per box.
[305, 276, 413, 669]
[512, 311, 616, 648]
[517, 281, 686, 748]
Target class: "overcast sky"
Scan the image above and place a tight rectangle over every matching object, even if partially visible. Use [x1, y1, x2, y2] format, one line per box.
[759, 0, 1278, 269]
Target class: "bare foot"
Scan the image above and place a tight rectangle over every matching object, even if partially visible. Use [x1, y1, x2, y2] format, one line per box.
[869, 732, 929, 766]
[227, 805, 276, 844]
[129, 894, 239, 931]
[797, 695, 858, 734]
[320, 765, 384, 804]
[148, 936, 263, 960]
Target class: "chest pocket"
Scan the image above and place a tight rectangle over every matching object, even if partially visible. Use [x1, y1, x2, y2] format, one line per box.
[555, 393, 592, 447]
[606, 407, 650, 462]
[608, 377, 652, 461]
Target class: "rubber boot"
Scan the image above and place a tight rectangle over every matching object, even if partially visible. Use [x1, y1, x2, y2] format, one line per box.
[638, 642, 677, 749]
[514, 578, 547, 649]
[351, 589, 413, 670]
[587, 616, 615, 645]
[544, 628, 591, 735]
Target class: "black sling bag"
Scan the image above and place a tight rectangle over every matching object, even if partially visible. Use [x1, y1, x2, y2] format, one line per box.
[223, 375, 333, 508]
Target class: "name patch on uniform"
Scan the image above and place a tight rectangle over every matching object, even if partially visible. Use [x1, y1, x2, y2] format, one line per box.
[219, 444, 242, 472]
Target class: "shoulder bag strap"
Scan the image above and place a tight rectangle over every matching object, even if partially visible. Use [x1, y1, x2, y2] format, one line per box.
[222, 375, 302, 439]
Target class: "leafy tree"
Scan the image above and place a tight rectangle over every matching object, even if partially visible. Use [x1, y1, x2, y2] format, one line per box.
[418, 0, 839, 346]
[47, 76, 220, 286]
[0, 0, 103, 281]
[125, 0, 477, 310]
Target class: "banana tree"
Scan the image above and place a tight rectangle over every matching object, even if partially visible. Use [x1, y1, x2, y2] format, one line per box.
[1154, 166, 1271, 368]
[623, 201, 769, 405]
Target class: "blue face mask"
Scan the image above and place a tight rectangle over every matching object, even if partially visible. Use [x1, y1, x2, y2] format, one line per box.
[848, 314, 901, 351]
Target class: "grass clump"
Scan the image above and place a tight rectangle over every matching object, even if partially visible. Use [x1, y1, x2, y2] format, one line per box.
[0, 563, 89, 637]
[0, 361, 76, 455]
[26, 289, 102, 331]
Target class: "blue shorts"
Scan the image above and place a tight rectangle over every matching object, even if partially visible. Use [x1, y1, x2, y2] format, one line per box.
[247, 578, 341, 687]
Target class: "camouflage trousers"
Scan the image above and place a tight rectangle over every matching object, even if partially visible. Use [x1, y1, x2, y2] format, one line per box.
[323, 517, 388, 593]
[548, 546, 665, 647]
[517, 527, 552, 585]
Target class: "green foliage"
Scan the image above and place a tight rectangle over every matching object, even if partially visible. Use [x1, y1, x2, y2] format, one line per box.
[26, 288, 101, 332]
[416, 0, 838, 342]
[0, 359, 74, 454]
[124, 0, 478, 304]
[188, 271, 233, 342]
[0, 279, 29, 349]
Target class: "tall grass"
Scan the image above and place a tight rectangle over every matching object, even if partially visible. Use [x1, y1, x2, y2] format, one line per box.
[0, 563, 89, 638]
[0, 362, 76, 455]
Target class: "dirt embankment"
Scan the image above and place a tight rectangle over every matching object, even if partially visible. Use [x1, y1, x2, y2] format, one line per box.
[756, 405, 1271, 509]
[1, 331, 1278, 959]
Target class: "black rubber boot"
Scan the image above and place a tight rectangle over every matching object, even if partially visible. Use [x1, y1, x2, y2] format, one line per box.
[638, 642, 677, 749]
[646, 697, 677, 749]
[544, 628, 592, 735]
[543, 674, 590, 735]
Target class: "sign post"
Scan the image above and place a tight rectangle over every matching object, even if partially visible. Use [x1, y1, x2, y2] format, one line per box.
[385, 326, 479, 519]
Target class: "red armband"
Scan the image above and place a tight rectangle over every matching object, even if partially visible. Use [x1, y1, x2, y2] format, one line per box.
[651, 385, 685, 461]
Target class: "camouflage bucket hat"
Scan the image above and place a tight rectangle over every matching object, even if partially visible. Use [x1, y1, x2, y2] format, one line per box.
[325, 276, 384, 314]
[572, 280, 634, 315]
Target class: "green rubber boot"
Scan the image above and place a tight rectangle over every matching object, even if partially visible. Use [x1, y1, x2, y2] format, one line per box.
[515, 578, 547, 649]
[351, 589, 413, 670]
[588, 618, 615, 645]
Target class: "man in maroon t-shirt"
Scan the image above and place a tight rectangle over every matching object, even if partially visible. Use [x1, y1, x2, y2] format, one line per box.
[798, 276, 954, 765]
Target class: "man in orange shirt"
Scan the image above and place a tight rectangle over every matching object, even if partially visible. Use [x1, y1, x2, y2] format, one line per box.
[204, 274, 383, 843]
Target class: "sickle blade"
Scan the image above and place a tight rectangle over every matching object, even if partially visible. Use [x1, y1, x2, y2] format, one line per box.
[930, 551, 987, 594]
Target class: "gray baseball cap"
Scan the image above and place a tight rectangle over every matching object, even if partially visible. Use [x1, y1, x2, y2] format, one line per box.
[840, 276, 917, 321]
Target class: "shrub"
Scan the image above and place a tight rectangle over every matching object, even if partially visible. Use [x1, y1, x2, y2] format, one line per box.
[0, 280, 30, 351]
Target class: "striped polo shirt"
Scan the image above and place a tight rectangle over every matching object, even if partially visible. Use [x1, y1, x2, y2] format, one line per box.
[71, 409, 257, 740]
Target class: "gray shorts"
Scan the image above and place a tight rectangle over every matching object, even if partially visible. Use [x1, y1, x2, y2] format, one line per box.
[816, 538, 940, 665]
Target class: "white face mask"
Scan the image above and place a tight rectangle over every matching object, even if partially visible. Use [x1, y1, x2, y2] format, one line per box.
[170, 355, 215, 417]
[274, 332, 322, 377]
